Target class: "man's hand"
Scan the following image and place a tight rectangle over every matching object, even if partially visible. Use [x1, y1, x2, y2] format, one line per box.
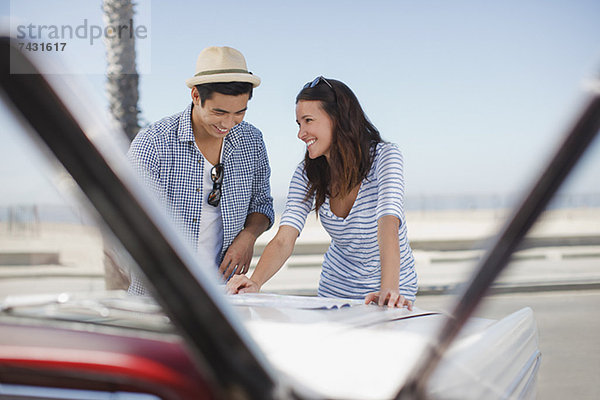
[219, 212, 270, 280]
[226, 275, 260, 294]
[218, 229, 255, 279]
[365, 289, 413, 310]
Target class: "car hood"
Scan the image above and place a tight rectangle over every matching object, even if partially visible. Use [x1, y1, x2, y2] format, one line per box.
[229, 294, 539, 400]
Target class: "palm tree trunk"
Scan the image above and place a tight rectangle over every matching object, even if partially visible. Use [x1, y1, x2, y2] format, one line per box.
[102, 0, 140, 290]
[102, 0, 140, 141]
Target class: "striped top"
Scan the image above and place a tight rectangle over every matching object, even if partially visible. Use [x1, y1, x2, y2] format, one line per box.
[280, 143, 418, 301]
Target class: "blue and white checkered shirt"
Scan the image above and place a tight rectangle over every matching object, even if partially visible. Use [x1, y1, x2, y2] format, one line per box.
[127, 103, 274, 291]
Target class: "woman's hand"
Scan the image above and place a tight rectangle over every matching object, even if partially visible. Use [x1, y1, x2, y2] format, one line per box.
[226, 274, 261, 295]
[365, 289, 413, 310]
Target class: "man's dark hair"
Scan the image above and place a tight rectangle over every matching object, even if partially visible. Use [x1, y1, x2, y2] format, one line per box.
[195, 82, 253, 106]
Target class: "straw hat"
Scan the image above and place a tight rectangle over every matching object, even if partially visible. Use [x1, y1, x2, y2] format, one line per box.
[185, 46, 261, 88]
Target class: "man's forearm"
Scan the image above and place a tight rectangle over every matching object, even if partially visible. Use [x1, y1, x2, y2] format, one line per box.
[242, 212, 270, 240]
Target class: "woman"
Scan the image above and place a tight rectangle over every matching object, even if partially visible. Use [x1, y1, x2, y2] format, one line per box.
[227, 77, 417, 308]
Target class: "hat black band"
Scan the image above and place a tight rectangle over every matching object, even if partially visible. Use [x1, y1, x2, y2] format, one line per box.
[194, 68, 252, 76]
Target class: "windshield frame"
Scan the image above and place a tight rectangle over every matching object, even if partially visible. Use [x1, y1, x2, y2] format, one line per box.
[3, 34, 599, 400]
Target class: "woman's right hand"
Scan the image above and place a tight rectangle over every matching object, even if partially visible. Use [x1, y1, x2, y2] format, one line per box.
[226, 275, 260, 295]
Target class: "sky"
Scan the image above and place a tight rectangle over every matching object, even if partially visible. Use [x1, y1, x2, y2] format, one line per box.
[1, 0, 599, 210]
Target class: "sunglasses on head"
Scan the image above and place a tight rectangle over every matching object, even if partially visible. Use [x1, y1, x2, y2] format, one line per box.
[208, 163, 224, 207]
[303, 75, 334, 91]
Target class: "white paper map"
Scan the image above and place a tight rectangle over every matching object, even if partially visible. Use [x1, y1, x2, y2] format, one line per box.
[227, 292, 365, 309]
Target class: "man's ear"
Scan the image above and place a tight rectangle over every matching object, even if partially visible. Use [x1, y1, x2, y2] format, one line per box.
[191, 87, 200, 105]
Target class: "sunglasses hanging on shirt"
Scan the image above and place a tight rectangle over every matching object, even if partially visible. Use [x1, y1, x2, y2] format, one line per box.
[208, 163, 224, 207]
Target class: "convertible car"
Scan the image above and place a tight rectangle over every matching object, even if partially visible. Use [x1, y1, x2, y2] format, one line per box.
[1, 36, 598, 399]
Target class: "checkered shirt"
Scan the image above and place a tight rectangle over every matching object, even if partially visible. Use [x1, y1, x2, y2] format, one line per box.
[127, 103, 274, 293]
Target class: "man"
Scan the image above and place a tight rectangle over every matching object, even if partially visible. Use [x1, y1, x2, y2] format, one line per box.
[127, 46, 273, 294]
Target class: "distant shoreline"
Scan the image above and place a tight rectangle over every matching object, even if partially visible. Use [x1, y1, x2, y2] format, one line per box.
[274, 192, 600, 214]
[2, 192, 599, 224]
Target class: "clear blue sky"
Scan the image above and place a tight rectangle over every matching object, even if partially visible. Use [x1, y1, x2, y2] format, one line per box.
[2, 0, 599, 209]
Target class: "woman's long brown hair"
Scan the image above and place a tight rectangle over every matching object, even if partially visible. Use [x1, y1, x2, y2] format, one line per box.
[296, 78, 383, 213]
